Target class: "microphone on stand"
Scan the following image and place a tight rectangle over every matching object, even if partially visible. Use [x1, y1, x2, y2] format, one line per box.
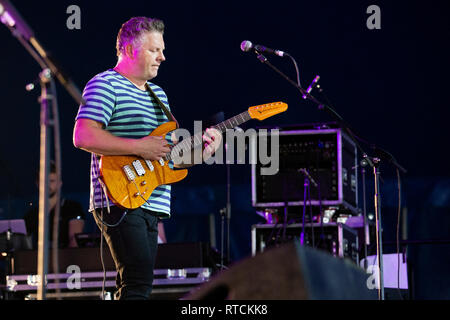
[302, 75, 320, 99]
[240, 40, 287, 57]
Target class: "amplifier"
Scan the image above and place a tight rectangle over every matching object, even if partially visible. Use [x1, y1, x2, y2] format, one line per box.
[251, 125, 359, 214]
[251, 222, 359, 265]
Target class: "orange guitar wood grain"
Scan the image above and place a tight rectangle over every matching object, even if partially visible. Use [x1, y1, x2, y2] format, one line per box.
[100, 121, 188, 209]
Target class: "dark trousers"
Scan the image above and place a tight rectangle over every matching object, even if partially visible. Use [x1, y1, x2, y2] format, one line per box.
[93, 206, 159, 300]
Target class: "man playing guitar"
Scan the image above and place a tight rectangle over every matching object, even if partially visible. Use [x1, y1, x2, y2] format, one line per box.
[73, 16, 221, 300]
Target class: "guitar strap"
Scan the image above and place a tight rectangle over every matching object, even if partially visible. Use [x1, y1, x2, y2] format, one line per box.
[146, 83, 179, 129]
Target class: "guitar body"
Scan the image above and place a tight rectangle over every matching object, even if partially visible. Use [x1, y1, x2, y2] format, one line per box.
[100, 121, 188, 209]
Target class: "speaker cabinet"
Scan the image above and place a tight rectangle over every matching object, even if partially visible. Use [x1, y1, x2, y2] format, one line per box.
[251, 126, 358, 214]
[184, 241, 377, 300]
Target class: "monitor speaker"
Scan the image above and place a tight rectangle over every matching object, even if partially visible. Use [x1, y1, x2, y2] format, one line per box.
[184, 240, 377, 300]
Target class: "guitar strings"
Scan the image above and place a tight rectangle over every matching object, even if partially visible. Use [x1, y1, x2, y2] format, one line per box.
[167, 111, 251, 163]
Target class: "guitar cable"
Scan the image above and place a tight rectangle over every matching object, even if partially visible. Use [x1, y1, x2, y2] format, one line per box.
[94, 177, 155, 299]
[99, 204, 106, 300]
[93, 171, 128, 300]
[93, 157, 174, 299]
[94, 177, 128, 228]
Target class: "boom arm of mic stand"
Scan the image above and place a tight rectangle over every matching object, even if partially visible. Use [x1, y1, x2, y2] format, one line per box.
[256, 53, 312, 103]
[256, 53, 342, 121]
[29, 37, 85, 105]
[0, 0, 85, 105]
[0, 1, 77, 299]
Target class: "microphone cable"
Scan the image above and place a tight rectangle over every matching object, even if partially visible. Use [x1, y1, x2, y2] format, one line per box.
[285, 53, 302, 89]
[395, 168, 404, 300]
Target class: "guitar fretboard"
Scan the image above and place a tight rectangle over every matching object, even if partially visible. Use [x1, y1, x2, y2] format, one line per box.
[165, 111, 251, 162]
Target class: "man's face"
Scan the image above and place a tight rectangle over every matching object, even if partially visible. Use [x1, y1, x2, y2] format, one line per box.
[35, 172, 61, 196]
[132, 31, 166, 81]
[48, 173, 61, 196]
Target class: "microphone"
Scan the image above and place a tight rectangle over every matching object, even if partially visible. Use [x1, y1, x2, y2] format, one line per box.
[302, 75, 320, 99]
[240, 40, 287, 57]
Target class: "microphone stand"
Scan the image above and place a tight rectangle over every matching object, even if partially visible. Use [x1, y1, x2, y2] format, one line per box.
[370, 156, 385, 300]
[36, 68, 52, 300]
[226, 159, 231, 265]
[0, 0, 83, 300]
[360, 159, 370, 270]
[219, 207, 226, 270]
[251, 50, 407, 300]
[219, 140, 232, 270]
[299, 168, 317, 248]
[300, 175, 309, 246]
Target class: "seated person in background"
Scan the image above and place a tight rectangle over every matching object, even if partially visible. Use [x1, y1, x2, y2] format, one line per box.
[24, 161, 86, 249]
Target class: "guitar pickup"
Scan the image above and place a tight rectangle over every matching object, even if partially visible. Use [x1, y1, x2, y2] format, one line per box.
[132, 160, 146, 176]
[123, 165, 136, 181]
[145, 160, 154, 172]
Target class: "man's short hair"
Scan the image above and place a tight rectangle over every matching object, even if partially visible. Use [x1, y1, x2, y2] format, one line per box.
[116, 17, 165, 57]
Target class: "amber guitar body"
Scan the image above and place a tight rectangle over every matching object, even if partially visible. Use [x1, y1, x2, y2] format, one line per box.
[100, 121, 188, 209]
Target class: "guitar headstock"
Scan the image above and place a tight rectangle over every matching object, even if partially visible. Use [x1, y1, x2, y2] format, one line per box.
[248, 102, 288, 120]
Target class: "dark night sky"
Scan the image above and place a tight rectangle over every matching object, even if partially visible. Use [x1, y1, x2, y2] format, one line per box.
[0, 0, 449, 198]
[1, 0, 449, 299]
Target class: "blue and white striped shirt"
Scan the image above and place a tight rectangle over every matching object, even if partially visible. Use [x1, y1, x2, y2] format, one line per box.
[75, 69, 173, 217]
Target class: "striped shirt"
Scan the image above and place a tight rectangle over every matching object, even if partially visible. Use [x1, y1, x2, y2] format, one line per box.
[75, 69, 173, 218]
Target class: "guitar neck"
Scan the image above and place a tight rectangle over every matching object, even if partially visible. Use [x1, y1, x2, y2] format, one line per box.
[210, 111, 252, 133]
[166, 111, 251, 161]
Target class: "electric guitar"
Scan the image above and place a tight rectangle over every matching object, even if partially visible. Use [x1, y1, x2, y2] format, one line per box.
[99, 101, 288, 209]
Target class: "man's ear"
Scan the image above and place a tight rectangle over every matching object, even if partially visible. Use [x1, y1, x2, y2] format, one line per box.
[125, 43, 134, 59]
